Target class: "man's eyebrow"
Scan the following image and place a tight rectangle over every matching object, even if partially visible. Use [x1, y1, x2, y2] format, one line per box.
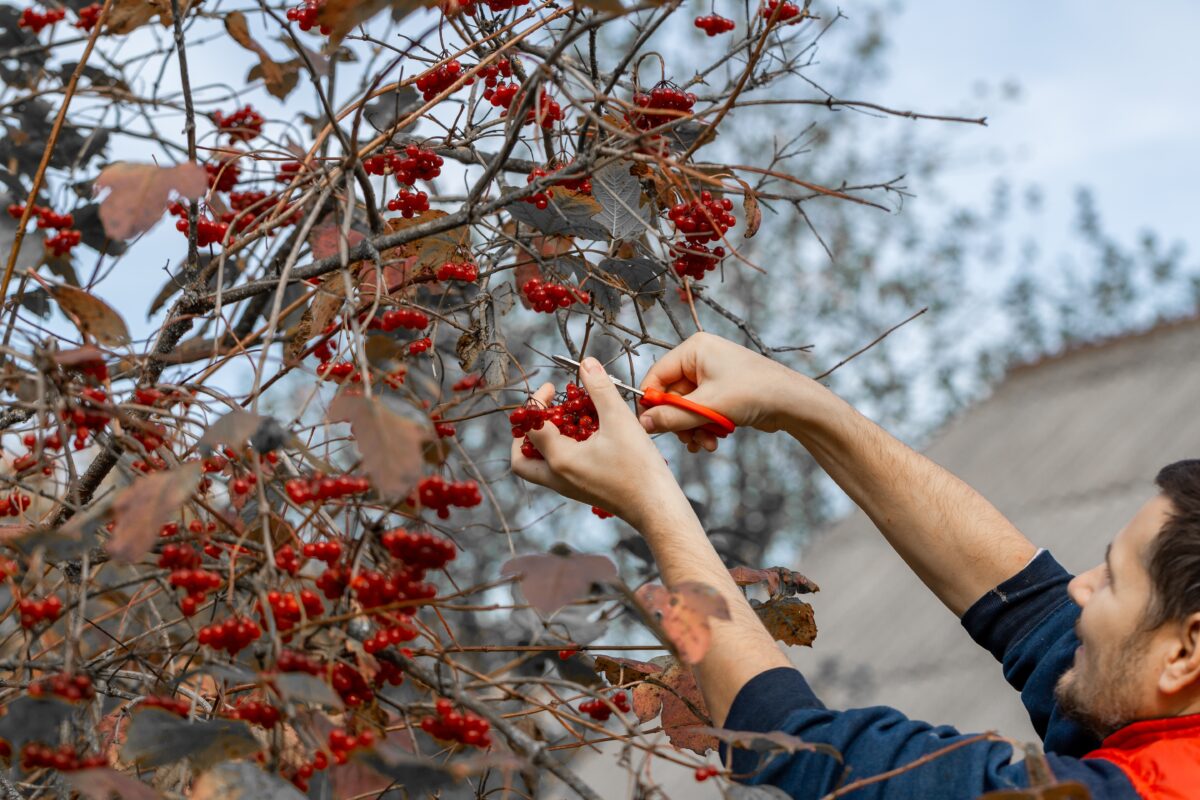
[1105, 543, 1115, 588]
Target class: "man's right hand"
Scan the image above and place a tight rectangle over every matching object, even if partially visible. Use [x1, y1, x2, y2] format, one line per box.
[639, 332, 824, 452]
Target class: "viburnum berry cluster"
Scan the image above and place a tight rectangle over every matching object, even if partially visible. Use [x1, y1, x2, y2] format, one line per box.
[436, 261, 478, 282]
[17, 6, 65, 33]
[409, 336, 433, 355]
[18, 595, 62, 629]
[416, 60, 464, 101]
[286, 0, 331, 34]
[410, 475, 482, 518]
[521, 277, 590, 313]
[671, 241, 727, 280]
[364, 307, 430, 332]
[0, 490, 33, 516]
[230, 697, 282, 728]
[694, 13, 736, 35]
[198, 615, 262, 654]
[386, 188, 430, 217]
[259, 589, 324, 634]
[327, 727, 376, 763]
[420, 698, 492, 748]
[7, 203, 82, 257]
[212, 105, 264, 141]
[28, 673, 94, 702]
[284, 473, 371, 504]
[579, 690, 629, 721]
[760, 0, 803, 23]
[669, 191, 737, 243]
[142, 695, 192, 717]
[205, 159, 240, 193]
[381, 528, 456, 569]
[302, 540, 343, 564]
[363, 145, 443, 184]
[511, 383, 598, 460]
[483, 79, 519, 109]
[170, 203, 229, 247]
[629, 84, 697, 130]
[74, 2, 101, 30]
[472, 57, 513, 88]
[20, 743, 107, 772]
[521, 90, 564, 129]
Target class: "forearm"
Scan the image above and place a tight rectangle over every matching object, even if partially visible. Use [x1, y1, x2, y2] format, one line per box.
[779, 376, 1036, 616]
[634, 491, 792, 725]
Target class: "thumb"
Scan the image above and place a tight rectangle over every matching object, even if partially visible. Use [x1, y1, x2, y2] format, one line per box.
[578, 357, 630, 422]
[638, 385, 721, 434]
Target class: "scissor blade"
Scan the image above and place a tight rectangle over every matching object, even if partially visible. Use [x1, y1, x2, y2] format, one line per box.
[549, 355, 643, 396]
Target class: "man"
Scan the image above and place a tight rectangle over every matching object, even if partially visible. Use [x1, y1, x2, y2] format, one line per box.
[511, 332, 1200, 798]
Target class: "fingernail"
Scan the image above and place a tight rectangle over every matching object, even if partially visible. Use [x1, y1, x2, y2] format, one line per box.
[640, 414, 655, 432]
[581, 357, 602, 374]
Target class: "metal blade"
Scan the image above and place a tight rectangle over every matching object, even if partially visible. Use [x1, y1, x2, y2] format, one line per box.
[549, 355, 643, 396]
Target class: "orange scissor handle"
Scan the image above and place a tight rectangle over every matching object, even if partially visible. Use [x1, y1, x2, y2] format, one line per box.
[639, 388, 736, 438]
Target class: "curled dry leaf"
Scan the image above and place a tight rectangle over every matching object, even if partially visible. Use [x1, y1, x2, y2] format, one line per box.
[733, 177, 762, 239]
[754, 597, 817, 647]
[729, 565, 820, 599]
[635, 581, 730, 664]
[631, 661, 715, 754]
[94, 161, 207, 240]
[49, 284, 130, 345]
[224, 11, 301, 101]
[693, 727, 842, 761]
[384, 210, 471, 273]
[317, 0, 437, 43]
[106, 463, 201, 563]
[105, 0, 173, 34]
[500, 550, 618, 616]
[592, 654, 663, 688]
[327, 391, 429, 500]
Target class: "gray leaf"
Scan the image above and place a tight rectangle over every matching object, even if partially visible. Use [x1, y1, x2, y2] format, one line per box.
[193, 761, 308, 800]
[591, 162, 652, 240]
[0, 697, 73, 747]
[122, 708, 259, 769]
[364, 86, 422, 135]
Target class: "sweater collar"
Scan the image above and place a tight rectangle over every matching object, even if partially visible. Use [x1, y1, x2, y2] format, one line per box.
[1101, 714, 1200, 750]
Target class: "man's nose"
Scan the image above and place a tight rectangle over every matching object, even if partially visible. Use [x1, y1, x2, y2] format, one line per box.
[1068, 565, 1100, 606]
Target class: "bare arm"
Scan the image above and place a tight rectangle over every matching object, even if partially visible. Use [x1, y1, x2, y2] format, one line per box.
[639, 333, 1037, 617]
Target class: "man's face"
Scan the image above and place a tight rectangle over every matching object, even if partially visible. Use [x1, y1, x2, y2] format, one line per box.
[1055, 495, 1174, 739]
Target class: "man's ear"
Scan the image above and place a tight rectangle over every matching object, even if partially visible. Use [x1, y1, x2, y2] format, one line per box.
[1159, 612, 1200, 695]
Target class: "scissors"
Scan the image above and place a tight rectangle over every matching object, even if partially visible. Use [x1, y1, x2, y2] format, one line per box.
[550, 355, 736, 438]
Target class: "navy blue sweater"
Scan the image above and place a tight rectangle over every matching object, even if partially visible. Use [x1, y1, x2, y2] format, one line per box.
[723, 551, 1140, 798]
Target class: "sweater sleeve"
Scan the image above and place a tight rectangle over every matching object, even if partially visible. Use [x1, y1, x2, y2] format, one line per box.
[721, 668, 1138, 799]
[959, 549, 1100, 756]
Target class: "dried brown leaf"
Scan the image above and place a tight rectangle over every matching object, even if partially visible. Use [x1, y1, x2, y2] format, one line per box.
[755, 597, 817, 647]
[49, 285, 130, 345]
[591, 655, 663, 688]
[384, 210, 471, 272]
[94, 162, 207, 240]
[105, 0, 173, 34]
[635, 582, 730, 664]
[317, 0, 435, 42]
[198, 409, 265, 453]
[192, 761, 307, 800]
[65, 768, 163, 800]
[735, 178, 762, 238]
[729, 566, 819, 598]
[107, 464, 201, 563]
[656, 663, 715, 754]
[326, 392, 429, 500]
[500, 551, 618, 616]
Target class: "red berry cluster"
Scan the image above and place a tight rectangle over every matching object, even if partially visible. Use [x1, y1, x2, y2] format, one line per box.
[482, 0, 530, 12]
[315, 361, 362, 383]
[507, 90, 562, 129]
[173, 212, 229, 247]
[277, 648, 323, 675]
[694, 765, 721, 781]
[230, 472, 257, 495]
[330, 662, 374, 706]
[453, 373, 483, 392]
[231, 698, 282, 728]
[363, 145, 443, 185]
[381, 528, 456, 569]
[20, 743, 106, 772]
[7, 204, 82, 257]
[629, 85, 697, 130]
[316, 565, 349, 599]
[303, 540, 343, 564]
[470, 58, 512, 89]
[213, 105, 264, 141]
[205, 159, 240, 193]
[410, 475, 482, 519]
[416, 60, 463, 101]
[671, 241, 726, 280]
[277, 160, 305, 183]
[18, 595, 62, 629]
[198, 616, 262, 654]
[169, 569, 221, 616]
[524, 167, 554, 209]
[0, 491, 33, 516]
[484, 80, 519, 109]
[420, 698, 491, 748]
[511, 383, 598, 459]
[386, 189, 429, 217]
[275, 544, 302, 574]
[436, 261, 478, 282]
[287, 750, 330, 791]
[760, 0, 802, 22]
[558, 648, 579, 660]
[260, 589, 324, 633]
[694, 13, 735, 35]
[364, 620, 419, 653]
[285, 474, 370, 504]
[351, 567, 436, 609]
[28, 673, 94, 702]
[366, 307, 430, 332]
[142, 695, 191, 717]
[408, 336, 432, 355]
[158, 543, 201, 570]
[669, 191, 736, 243]
[286, 0, 330, 34]
[431, 413, 455, 438]
[17, 6, 65, 32]
[328, 727, 375, 763]
[521, 278, 589, 313]
[74, 2, 101, 30]
[579, 690, 629, 721]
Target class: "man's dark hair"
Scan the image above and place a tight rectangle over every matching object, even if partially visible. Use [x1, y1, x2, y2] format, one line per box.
[1146, 460, 1200, 628]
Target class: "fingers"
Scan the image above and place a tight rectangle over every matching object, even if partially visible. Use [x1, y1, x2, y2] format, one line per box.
[640, 338, 699, 394]
[577, 357, 632, 423]
[637, 385, 720, 434]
